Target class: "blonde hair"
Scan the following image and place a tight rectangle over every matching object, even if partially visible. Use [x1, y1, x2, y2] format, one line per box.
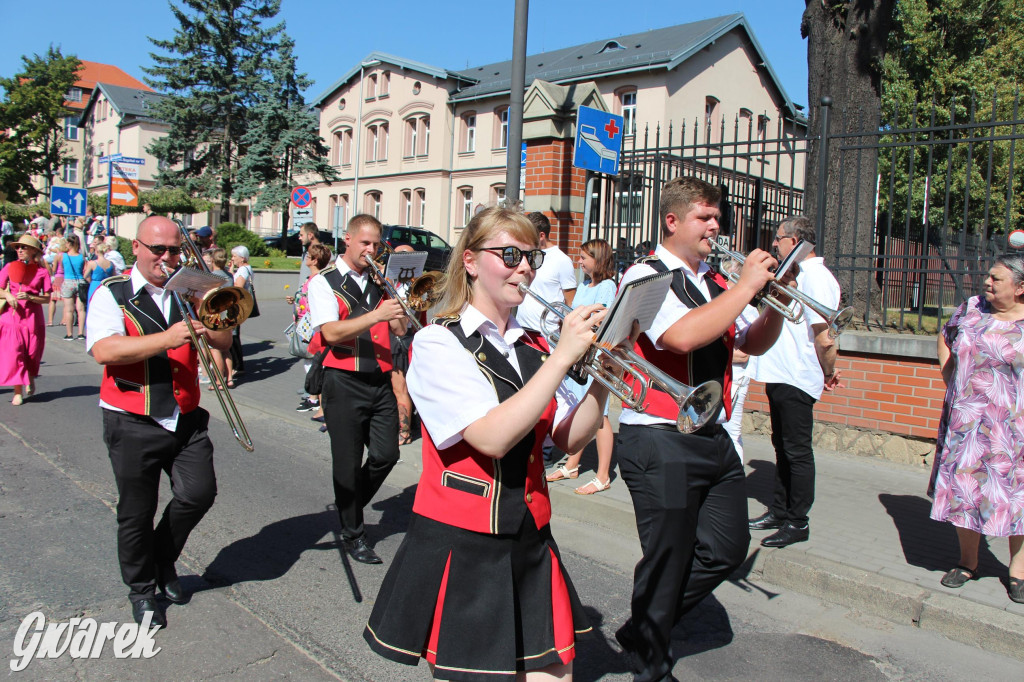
[94, 242, 111, 255]
[434, 207, 538, 318]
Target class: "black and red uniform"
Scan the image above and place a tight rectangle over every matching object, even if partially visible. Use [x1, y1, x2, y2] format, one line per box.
[318, 265, 400, 542]
[615, 256, 751, 682]
[96, 275, 216, 604]
[364, 317, 590, 682]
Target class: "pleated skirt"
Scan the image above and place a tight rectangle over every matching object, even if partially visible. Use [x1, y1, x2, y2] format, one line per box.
[364, 512, 591, 681]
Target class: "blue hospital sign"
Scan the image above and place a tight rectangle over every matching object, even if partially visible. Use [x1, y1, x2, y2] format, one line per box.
[573, 106, 624, 175]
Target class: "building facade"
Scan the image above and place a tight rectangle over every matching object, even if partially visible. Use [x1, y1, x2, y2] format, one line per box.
[300, 13, 805, 251]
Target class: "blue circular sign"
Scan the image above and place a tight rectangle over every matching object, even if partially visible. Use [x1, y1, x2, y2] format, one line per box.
[291, 186, 312, 208]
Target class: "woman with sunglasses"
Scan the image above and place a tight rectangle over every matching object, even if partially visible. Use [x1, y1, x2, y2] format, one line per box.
[364, 207, 617, 681]
[1, 235, 52, 405]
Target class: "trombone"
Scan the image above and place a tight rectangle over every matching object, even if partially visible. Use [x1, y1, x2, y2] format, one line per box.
[517, 284, 723, 434]
[709, 240, 854, 338]
[364, 244, 441, 330]
[161, 223, 255, 451]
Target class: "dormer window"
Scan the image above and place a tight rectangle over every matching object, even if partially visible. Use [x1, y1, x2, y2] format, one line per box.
[597, 40, 626, 53]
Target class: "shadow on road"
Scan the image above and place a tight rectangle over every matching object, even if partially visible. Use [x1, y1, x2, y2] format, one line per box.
[236, 340, 296, 383]
[18, 383, 99, 403]
[201, 509, 338, 588]
[744, 458, 775, 509]
[574, 605, 632, 681]
[878, 493, 1006, 578]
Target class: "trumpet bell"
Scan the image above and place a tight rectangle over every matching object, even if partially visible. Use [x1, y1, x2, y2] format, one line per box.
[677, 381, 723, 433]
[196, 286, 254, 331]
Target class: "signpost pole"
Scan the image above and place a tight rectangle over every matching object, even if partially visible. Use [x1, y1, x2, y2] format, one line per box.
[105, 159, 113, 235]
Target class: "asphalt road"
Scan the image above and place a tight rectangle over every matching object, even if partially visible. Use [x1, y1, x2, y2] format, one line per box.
[1, 275, 1019, 680]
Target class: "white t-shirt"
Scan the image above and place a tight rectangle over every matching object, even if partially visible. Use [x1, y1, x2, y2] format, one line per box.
[618, 244, 752, 427]
[515, 245, 577, 332]
[751, 257, 840, 400]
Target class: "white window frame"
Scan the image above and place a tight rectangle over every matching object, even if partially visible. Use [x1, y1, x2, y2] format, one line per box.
[63, 159, 79, 184]
[465, 114, 476, 152]
[64, 116, 79, 140]
[621, 91, 637, 136]
[499, 108, 509, 149]
[461, 188, 473, 226]
[67, 87, 82, 102]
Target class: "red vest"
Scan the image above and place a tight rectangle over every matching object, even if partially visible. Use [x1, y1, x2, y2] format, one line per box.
[99, 276, 200, 418]
[623, 258, 734, 422]
[412, 321, 555, 534]
[319, 266, 393, 373]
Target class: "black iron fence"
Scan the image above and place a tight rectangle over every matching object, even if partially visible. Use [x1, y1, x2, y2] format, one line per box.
[586, 92, 1024, 332]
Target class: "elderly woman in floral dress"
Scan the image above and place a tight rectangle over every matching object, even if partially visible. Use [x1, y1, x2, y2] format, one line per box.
[930, 252, 1024, 604]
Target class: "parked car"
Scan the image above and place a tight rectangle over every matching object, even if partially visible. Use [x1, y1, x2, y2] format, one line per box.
[381, 225, 452, 271]
[262, 228, 336, 257]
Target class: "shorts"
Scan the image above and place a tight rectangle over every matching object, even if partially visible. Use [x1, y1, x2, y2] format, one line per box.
[61, 279, 84, 302]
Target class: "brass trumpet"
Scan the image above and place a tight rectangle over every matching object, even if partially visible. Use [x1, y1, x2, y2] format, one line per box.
[161, 223, 254, 451]
[709, 240, 853, 338]
[517, 284, 723, 433]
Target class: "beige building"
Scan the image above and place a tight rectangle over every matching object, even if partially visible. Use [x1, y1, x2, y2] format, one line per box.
[301, 13, 805, 245]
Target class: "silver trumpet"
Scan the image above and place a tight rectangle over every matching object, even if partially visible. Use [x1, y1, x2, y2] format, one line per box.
[517, 284, 723, 433]
[709, 240, 853, 338]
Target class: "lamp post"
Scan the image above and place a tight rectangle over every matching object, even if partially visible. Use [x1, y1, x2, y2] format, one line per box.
[352, 58, 381, 227]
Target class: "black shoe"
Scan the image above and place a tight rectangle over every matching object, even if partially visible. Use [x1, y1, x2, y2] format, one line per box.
[156, 562, 188, 604]
[131, 598, 166, 628]
[311, 415, 325, 423]
[748, 510, 786, 531]
[296, 398, 319, 412]
[614, 620, 637, 655]
[343, 536, 383, 564]
[761, 522, 809, 548]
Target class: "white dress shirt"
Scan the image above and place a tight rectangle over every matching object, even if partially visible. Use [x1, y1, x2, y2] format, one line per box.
[86, 267, 181, 431]
[407, 304, 580, 451]
[618, 244, 752, 427]
[307, 259, 370, 333]
[750, 257, 841, 400]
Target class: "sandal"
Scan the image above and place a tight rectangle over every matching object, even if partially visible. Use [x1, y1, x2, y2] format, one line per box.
[575, 477, 611, 495]
[226, 379, 236, 389]
[940, 565, 977, 589]
[546, 465, 579, 482]
[1009, 577, 1024, 604]
[398, 431, 413, 446]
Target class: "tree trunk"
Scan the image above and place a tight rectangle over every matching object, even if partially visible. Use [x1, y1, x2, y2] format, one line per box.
[802, 0, 895, 326]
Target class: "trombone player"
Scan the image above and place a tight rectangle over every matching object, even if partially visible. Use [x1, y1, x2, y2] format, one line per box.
[307, 214, 408, 565]
[87, 216, 231, 628]
[614, 177, 794, 682]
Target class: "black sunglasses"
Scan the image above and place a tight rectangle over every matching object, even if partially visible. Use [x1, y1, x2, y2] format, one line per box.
[476, 246, 545, 270]
[136, 239, 183, 257]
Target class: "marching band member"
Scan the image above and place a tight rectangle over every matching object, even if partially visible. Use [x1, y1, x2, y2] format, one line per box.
[613, 177, 792, 681]
[364, 206, 615, 681]
[307, 214, 407, 565]
[87, 216, 231, 628]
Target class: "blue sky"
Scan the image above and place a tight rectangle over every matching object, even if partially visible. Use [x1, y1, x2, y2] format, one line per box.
[0, 0, 809, 106]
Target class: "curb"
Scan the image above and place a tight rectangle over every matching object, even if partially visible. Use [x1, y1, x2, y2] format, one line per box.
[752, 547, 1024, 662]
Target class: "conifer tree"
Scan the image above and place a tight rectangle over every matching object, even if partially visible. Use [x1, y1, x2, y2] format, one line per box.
[145, 0, 284, 222]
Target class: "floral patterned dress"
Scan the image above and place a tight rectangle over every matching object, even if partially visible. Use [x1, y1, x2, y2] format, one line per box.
[929, 296, 1024, 536]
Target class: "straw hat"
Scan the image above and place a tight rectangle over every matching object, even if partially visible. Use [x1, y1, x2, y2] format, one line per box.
[12, 234, 43, 253]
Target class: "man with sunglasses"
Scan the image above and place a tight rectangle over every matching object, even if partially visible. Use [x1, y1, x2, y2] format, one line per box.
[86, 216, 233, 628]
[748, 215, 841, 548]
[613, 177, 795, 682]
[307, 214, 408, 564]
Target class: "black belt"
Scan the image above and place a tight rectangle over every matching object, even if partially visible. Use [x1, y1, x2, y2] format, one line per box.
[632, 421, 724, 436]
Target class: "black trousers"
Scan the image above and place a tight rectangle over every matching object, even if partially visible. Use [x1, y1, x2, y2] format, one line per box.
[617, 423, 749, 682]
[765, 382, 816, 525]
[103, 408, 217, 601]
[322, 367, 400, 540]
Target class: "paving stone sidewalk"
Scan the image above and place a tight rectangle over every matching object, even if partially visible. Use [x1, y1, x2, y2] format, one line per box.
[541, 431, 1024, 661]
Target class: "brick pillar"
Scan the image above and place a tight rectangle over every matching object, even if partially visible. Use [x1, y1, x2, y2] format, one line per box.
[524, 138, 587, 255]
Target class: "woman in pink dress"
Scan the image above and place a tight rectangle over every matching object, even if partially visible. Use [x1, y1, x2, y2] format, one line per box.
[0, 235, 52, 405]
[930, 252, 1024, 604]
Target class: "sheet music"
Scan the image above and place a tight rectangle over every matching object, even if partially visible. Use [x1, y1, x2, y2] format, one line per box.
[384, 251, 428, 287]
[164, 267, 227, 298]
[593, 271, 673, 348]
[775, 240, 813, 280]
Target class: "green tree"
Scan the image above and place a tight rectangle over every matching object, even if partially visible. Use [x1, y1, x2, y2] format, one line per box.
[234, 35, 338, 248]
[879, 0, 1024, 244]
[0, 48, 82, 203]
[144, 0, 284, 222]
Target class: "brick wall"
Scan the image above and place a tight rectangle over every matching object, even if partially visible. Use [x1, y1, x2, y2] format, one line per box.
[744, 351, 945, 440]
[524, 139, 586, 254]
